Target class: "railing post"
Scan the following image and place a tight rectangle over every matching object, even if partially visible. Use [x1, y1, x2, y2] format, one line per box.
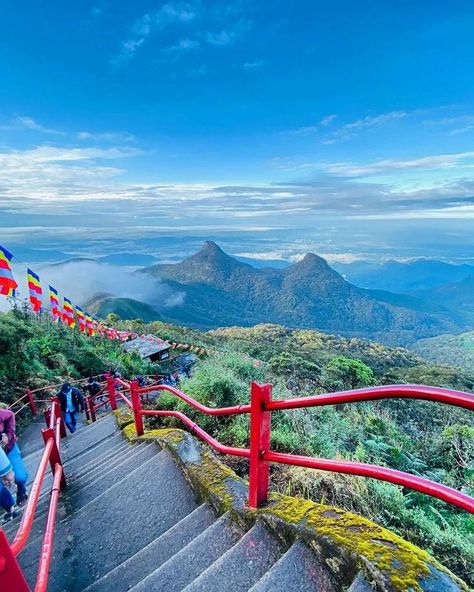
[43, 407, 51, 429]
[131, 381, 144, 437]
[0, 529, 30, 592]
[106, 373, 117, 411]
[41, 428, 67, 490]
[248, 382, 272, 509]
[52, 397, 67, 438]
[87, 396, 96, 423]
[26, 389, 37, 416]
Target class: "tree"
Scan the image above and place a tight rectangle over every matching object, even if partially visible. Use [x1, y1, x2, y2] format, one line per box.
[322, 356, 376, 391]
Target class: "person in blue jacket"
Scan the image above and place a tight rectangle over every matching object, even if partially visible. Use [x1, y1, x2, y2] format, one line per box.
[57, 383, 85, 434]
[0, 444, 19, 523]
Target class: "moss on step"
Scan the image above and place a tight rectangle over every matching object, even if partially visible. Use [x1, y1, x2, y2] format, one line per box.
[117, 425, 469, 592]
[113, 409, 134, 429]
[258, 493, 469, 592]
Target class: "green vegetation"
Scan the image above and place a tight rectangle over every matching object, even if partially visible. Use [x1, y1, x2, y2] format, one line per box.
[0, 304, 151, 405]
[142, 323, 474, 586]
[411, 331, 474, 373]
[0, 308, 473, 585]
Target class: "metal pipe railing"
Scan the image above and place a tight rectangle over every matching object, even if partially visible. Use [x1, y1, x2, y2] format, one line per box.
[265, 384, 474, 412]
[11, 438, 54, 556]
[263, 451, 474, 513]
[133, 381, 474, 513]
[139, 384, 251, 415]
[141, 409, 250, 458]
[33, 464, 63, 592]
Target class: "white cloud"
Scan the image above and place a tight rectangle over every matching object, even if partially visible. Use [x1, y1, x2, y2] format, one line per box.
[320, 151, 474, 177]
[322, 111, 408, 144]
[78, 131, 136, 143]
[319, 114, 337, 127]
[114, 2, 198, 66]
[164, 37, 200, 54]
[242, 60, 265, 70]
[12, 115, 65, 136]
[206, 20, 252, 46]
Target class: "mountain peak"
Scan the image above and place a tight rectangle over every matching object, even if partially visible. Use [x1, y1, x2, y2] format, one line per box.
[294, 252, 333, 271]
[200, 241, 225, 255]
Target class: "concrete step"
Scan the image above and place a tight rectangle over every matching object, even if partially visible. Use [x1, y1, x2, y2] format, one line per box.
[67, 442, 148, 489]
[129, 513, 244, 592]
[67, 449, 199, 591]
[3, 444, 151, 540]
[64, 434, 128, 475]
[66, 442, 158, 508]
[183, 521, 285, 592]
[18, 419, 49, 458]
[84, 503, 217, 592]
[249, 540, 337, 592]
[62, 415, 118, 461]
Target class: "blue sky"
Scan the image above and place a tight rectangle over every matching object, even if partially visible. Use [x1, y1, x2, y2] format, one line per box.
[1, 1, 474, 264]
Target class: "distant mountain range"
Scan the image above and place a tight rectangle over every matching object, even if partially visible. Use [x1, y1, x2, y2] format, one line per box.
[129, 242, 460, 345]
[333, 258, 474, 292]
[85, 293, 163, 323]
[47, 242, 472, 346]
[410, 330, 474, 372]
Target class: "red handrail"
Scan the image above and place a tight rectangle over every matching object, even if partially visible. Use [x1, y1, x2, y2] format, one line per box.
[139, 384, 251, 415]
[266, 384, 474, 412]
[264, 451, 474, 513]
[1, 396, 67, 592]
[141, 409, 250, 457]
[133, 382, 474, 513]
[11, 438, 54, 556]
[34, 464, 63, 592]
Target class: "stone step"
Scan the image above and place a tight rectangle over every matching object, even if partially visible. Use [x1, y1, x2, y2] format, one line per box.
[66, 449, 199, 591]
[182, 521, 285, 592]
[249, 539, 337, 592]
[3, 443, 153, 540]
[64, 434, 129, 476]
[84, 503, 217, 592]
[67, 442, 148, 489]
[62, 415, 119, 462]
[66, 442, 158, 508]
[129, 513, 244, 592]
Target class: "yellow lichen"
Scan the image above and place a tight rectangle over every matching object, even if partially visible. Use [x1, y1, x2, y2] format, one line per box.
[119, 427, 468, 592]
[113, 409, 134, 429]
[122, 423, 137, 441]
[260, 493, 469, 592]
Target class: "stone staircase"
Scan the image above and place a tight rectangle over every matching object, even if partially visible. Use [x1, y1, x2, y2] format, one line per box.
[3, 413, 465, 592]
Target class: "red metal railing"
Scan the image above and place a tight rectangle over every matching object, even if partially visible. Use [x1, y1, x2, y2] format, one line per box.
[129, 380, 474, 513]
[1, 396, 67, 591]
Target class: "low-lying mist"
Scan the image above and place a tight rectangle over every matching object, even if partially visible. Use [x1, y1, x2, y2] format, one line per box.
[5, 259, 184, 312]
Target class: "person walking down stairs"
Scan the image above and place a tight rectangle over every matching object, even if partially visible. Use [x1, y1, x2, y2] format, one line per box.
[0, 444, 18, 523]
[57, 382, 85, 434]
[0, 407, 29, 510]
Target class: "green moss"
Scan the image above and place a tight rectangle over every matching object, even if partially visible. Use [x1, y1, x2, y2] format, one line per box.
[261, 494, 469, 592]
[113, 409, 134, 429]
[122, 423, 137, 441]
[120, 426, 468, 591]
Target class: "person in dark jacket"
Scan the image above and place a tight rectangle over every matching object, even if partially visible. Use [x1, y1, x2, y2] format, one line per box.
[86, 376, 102, 402]
[0, 407, 29, 514]
[57, 383, 85, 434]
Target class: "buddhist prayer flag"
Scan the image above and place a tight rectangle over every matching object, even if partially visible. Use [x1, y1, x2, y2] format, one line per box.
[49, 286, 60, 322]
[27, 268, 42, 313]
[0, 245, 18, 297]
[63, 297, 76, 328]
[76, 306, 86, 332]
[85, 314, 94, 336]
